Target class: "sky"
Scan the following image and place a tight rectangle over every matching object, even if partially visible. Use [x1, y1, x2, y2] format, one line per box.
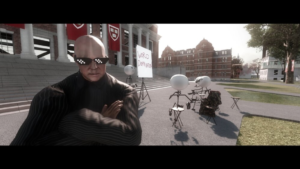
[157, 24, 263, 64]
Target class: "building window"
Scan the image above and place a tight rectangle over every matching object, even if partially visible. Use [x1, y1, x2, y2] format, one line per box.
[100, 24, 103, 38]
[206, 58, 208, 62]
[225, 51, 227, 54]
[215, 51, 218, 55]
[273, 78, 277, 80]
[274, 70, 278, 75]
[89, 24, 92, 35]
[133, 34, 138, 48]
[124, 30, 129, 45]
[0, 32, 14, 54]
[215, 65, 217, 69]
[149, 40, 153, 52]
[225, 57, 227, 62]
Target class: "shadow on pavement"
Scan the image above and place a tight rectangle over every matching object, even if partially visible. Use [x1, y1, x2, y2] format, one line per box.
[218, 112, 229, 116]
[138, 100, 150, 108]
[240, 111, 250, 115]
[170, 129, 190, 145]
[198, 114, 239, 139]
[138, 107, 146, 119]
[191, 137, 199, 144]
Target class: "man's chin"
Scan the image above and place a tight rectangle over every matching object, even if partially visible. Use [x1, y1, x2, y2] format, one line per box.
[84, 74, 103, 82]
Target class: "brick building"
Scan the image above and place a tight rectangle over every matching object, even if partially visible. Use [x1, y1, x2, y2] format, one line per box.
[0, 24, 161, 68]
[158, 39, 232, 80]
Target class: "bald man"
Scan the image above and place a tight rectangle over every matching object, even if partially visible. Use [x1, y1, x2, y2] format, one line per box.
[10, 35, 142, 145]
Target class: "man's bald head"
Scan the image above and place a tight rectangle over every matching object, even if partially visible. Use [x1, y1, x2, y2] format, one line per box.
[73, 35, 107, 82]
[74, 35, 106, 58]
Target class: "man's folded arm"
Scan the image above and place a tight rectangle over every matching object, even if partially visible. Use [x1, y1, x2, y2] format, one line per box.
[58, 89, 142, 145]
[10, 87, 86, 145]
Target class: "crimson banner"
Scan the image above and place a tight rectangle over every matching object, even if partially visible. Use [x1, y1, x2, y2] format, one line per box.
[5, 24, 25, 29]
[107, 24, 120, 51]
[66, 24, 87, 41]
[292, 60, 294, 72]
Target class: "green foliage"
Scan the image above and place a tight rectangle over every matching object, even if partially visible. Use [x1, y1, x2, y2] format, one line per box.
[245, 24, 300, 83]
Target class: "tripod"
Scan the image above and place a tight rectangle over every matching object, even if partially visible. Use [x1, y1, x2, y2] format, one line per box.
[169, 90, 193, 128]
[188, 89, 203, 111]
[139, 78, 151, 102]
[126, 75, 133, 84]
[126, 75, 137, 88]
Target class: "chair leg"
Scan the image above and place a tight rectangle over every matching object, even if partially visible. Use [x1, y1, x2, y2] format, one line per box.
[207, 116, 211, 124]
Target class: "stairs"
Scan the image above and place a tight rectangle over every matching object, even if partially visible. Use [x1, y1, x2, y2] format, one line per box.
[0, 55, 171, 114]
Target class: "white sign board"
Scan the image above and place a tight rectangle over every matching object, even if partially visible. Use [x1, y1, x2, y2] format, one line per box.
[136, 45, 153, 78]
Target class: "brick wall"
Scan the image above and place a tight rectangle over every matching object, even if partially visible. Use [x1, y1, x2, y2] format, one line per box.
[149, 25, 157, 33]
[91, 24, 100, 38]
[33, 24, 57, 33]
[159, 39, 232, 79]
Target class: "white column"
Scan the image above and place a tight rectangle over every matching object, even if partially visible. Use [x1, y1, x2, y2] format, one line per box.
[146, 32, 150, 49]
[138, 28, 142, 46]
[20, 24, 36, 60]
[57, 24, 69, 62]
[128, 24, 133, 66]
[117, 24, 123, 67]
[102, 24, 110, 66]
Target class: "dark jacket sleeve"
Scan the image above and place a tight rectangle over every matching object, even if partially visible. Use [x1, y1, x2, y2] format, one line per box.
[10, 86, 86, 146]
[58, 82, 142, 145]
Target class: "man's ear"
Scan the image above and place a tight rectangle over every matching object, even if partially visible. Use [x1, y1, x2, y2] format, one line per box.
[73, 54, 79, 66]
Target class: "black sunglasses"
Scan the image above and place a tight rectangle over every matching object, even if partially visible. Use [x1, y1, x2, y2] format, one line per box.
[74, 55, 109, 65]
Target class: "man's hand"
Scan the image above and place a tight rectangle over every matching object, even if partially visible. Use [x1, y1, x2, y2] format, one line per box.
[101, 100, 123, 119]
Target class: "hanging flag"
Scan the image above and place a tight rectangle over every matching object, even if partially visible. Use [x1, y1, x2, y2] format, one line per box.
[66, 24, 87, 41]
[107, 24, 120, 51]
[291, 60, 294, 72]
[5, 24, 25, 29]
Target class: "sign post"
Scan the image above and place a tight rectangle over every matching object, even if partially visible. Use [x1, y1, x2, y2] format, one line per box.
[136, 45, 152, 102]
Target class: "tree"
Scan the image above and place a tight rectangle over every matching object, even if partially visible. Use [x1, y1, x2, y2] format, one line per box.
[231, 55, 244, 78]
[245, 24, 300, 83]
[249, 59, 261, 79]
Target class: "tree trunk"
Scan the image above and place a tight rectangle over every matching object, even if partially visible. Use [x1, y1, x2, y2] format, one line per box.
[285, 54, 294, 84]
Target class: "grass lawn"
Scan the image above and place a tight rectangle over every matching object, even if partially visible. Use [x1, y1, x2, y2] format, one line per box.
[237, 115, 300, 145]
[218, 81, 300, 94]
[225, 88, 300, 107]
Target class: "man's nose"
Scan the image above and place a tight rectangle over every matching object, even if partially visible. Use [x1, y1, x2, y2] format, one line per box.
[90, 60, 98, 69]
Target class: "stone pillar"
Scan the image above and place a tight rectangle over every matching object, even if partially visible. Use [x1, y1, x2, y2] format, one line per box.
[56, 24, 70, 62]
[102, 24, 110, 66]
[138, 27, 142, 46]
[117, 24, 123, 67]
[146, 32, 150, 49]
[20, 24, 36, 59]
[128, 24, 133, 66]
